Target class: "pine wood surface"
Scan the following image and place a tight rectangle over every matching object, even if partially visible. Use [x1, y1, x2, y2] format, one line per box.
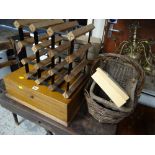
[3, 65, 86, 125]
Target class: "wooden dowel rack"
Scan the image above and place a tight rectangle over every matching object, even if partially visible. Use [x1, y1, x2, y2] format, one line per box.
[14, 19, 95, 98]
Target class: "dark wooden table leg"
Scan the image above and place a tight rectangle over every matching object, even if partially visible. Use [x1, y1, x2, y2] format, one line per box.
[12, 113, 19, 125]
[46, 130, 54, 135]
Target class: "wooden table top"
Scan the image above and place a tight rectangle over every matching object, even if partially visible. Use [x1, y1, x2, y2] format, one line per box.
[0, 80, 116, 135]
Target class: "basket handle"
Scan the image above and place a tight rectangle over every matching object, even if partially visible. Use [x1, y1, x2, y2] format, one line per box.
[90, 53, 145, 96]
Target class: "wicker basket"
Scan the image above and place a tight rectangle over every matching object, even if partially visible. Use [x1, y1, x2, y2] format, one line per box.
[85, 53, 145, 124]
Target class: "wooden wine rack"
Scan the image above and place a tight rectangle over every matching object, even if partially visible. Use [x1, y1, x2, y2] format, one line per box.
[4, 19, 95, 126]
[15, 19, 94, 98]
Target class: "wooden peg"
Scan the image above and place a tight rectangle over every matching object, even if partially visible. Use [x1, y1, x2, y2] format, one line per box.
[0, 40, 13, 50]
[21, 55, 36, 65]
[21, 49, 47, 65]
[13, 19, 46, 28]
[29, 19, 64, 32]
[48, 70, 67, 91]
[35, 70, 50, 85]
[25, 69, 37, 79]
[17, 34, 49, 48]
[0, 60, 16, 68]
[64, 60, 88, 83]
[48, 60, 67, 76]
[65, 43, 91, 63]
[47, 21, 78, 36]
[48, 42, 70, 57]
[34, 57, 51, 70]
[32, 36, 63, 53]
[67, 24, 95, 41]
[63, 74, 87, 98]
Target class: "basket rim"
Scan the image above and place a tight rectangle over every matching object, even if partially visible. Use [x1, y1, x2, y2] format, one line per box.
[90, 53, 145, 96]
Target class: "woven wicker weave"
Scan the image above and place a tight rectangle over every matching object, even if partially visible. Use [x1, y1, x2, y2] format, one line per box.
[85, 53, 145, 124]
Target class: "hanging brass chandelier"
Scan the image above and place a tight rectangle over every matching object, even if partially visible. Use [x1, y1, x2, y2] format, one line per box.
[117, 22, 155, 74]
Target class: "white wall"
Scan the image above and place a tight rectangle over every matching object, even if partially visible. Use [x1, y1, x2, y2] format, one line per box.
[87, 19, 106, 40]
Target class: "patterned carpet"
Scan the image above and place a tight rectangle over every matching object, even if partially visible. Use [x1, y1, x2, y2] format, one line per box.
[0, 105, 46, 135]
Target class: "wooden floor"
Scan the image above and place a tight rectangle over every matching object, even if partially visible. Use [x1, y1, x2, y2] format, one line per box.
[117, 104, 155, 135]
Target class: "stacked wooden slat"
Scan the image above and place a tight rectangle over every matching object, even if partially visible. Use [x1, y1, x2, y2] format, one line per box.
[17, 34, 49, 49]
[14, 19, 95, 98]
[14, 19, 64, 78]
[0, 39, 19, 69]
